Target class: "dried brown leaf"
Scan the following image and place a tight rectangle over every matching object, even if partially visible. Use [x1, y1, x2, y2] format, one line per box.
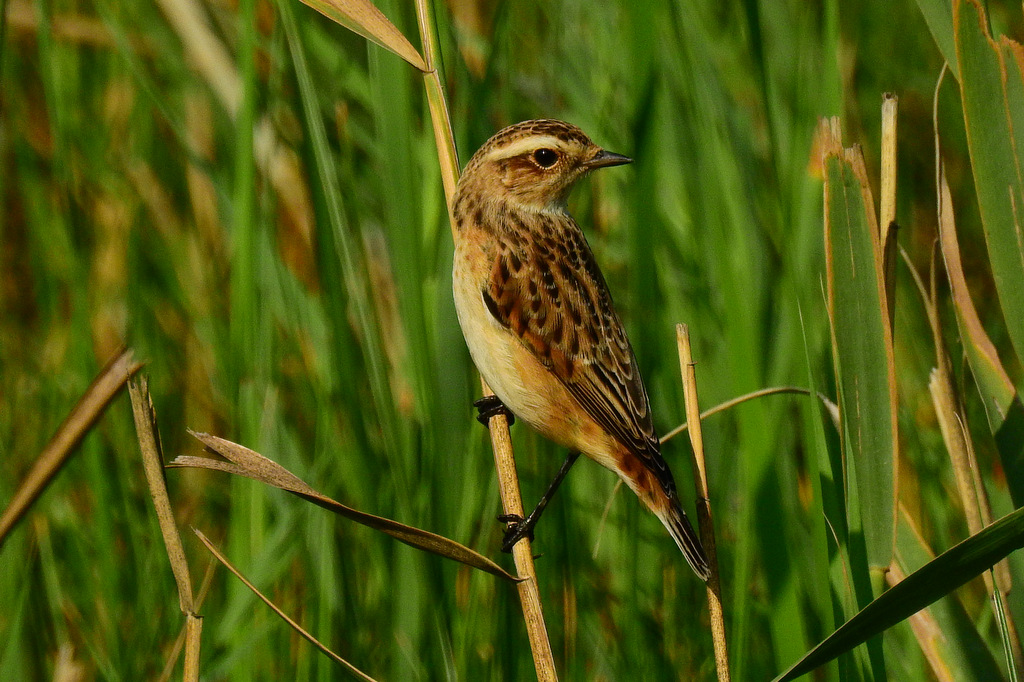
[171, 432, 517, 582]
[0, 347, 142, 548]
[300, 0, 427, 71]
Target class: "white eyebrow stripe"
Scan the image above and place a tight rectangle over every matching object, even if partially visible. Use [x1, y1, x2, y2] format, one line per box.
[489, 135, 568, 160]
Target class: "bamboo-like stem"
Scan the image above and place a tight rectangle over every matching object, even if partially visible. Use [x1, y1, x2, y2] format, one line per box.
[879, 93, 898, 236]
[128, 377, 202, 681]
[880, 93, 899, 331]
[676, 324, 729, 682]
[480, 376, 557, 681]
[183, 614, 204, 680]
[413, 1, 557, 678]
[158, 558, 218, 682]
[414, 0, 459, 226]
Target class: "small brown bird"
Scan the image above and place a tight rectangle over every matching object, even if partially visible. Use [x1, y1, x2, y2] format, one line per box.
[452, 119, 710, 581]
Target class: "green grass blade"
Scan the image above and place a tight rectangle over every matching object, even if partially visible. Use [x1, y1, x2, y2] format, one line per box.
[229, 0, 259, 387]
[280, 0, 400, 458]
[954, 0, 1024, 388]
[775, 504, 1024, 681]
[798, 304, 841, 681]
[996, 399, 1024, 509]
[914, 0, 959, 79]
[822, 121, 899, 579]
[993, 587, 1019, 682]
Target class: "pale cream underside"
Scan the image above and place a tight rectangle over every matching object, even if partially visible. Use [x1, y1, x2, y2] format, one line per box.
[453, 239, 622, 473]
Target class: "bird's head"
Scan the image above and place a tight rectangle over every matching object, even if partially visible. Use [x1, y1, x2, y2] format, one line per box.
[459, 119, 632, 212]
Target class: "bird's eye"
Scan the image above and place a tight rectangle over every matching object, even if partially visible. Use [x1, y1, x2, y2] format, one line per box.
[533, 148, 559, 168]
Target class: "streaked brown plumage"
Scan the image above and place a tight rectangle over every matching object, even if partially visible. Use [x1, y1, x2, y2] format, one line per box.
[452, 119, 709, 581]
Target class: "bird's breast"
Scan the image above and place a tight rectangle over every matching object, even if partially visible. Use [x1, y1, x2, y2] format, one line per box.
[452, 237, 622, 469]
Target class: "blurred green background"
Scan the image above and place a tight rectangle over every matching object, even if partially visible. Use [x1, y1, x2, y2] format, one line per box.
[2, 0, 1023, 679]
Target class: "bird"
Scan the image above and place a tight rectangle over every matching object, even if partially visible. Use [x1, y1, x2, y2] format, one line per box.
[450, 119, 710, 581]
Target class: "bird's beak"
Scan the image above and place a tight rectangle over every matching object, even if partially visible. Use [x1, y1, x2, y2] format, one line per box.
[585, 149, 633, 169]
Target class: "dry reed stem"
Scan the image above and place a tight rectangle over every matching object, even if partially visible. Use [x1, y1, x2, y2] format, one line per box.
[129, 378, 195, 611]
[183, 614, 203, 680]
[193, 529, 378, 681]
[278, 0, 556, 670]
[676, 324, 729, 682]
[413, 0, 557, 676]
[0, 347, 142, 548]
[880, 94, 898, 234]
[925, 360, 1022, 663]
[880, 93, 899, 328]
[127, 377, 201, 681]
[481, 381, 558, 681]
[928, 370, 988, 558]
[414, 0, 460, 217]
[159, 557, 218, 682]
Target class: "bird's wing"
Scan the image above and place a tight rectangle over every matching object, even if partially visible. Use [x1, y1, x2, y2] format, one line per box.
[482, 215, 669, 479]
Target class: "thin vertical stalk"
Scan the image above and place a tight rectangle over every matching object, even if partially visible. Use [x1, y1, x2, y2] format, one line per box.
[880, 93, 898, 330]
[413, 1, 556, 678]
[128, 377, 202, 681]
[481, 393, 558, 680]
[676, 324, 729, 682]
[413, 0, 459, 223]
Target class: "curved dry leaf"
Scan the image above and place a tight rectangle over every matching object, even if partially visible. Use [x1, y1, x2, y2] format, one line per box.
[0, 347, 142, 549]
[301, 0, 427, 72]
[937, 164, 1017, 425]
[171, 432, 517, 582]
[659, 386, 839, 445]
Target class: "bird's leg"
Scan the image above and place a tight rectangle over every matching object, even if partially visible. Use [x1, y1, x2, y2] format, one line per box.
[474, 394, 515, 426]
[500, 450, 581, 553]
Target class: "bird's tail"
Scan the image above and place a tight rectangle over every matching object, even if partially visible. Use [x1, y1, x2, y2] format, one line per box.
[655, 498, 711, 581]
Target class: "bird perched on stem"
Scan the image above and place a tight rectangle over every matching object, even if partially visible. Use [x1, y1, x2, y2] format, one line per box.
[451, 119, 710, 581]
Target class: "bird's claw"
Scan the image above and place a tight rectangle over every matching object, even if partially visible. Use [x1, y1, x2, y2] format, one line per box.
[474, 395, 515, 426]
[498, 513, 534, 552]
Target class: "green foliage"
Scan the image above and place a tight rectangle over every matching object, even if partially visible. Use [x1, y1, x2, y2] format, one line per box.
[955, 0, 1024, 395]
[1, 0, 1023, 679]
